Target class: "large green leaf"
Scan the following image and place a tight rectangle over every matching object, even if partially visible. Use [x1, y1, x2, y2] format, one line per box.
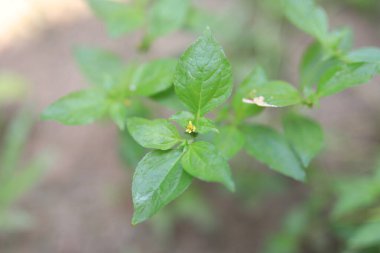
[132, 149, 192, 224]
[214, 126, 244, 160]
[242, 81, 302, 107]
[87, 0, 145, 37]
[127, 117, 182, 150]
[147, 0, 190, 39]
[41, 89, 108, 125]
[283, 113, 324, 167]
[181, 141, 235, 191]
[282, 0, 329, 42]
[317, 62, 379, 97]
[174, 28, 232, 117]
[128, 59, 177, 97]
[73, 46, 126, 89]
[242, 125, 306, 182]
[232, 66, 266, 121]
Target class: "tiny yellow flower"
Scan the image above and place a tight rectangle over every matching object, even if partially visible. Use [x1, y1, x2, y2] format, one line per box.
[185, 121, 196, 134]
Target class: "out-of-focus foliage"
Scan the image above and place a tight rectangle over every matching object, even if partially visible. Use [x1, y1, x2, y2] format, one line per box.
[0, 73, 47, 232]
[263, 158, 380, 253]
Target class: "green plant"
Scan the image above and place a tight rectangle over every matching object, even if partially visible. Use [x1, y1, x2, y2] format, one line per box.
[0, 72, 48, 232]
[42, 0, 380, 226]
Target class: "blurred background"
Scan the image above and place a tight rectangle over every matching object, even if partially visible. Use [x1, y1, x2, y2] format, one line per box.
[0, 0, 380, 252]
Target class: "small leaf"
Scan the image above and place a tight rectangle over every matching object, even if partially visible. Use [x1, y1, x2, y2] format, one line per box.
[174, 27, 233, 116]
[242, 125, 306, 182]
[348, 222, 380, 249]
[170, 111, 195, 127]
[243, 81, 302, 107]
[73, 46, 127, 89]
[128, 59, 177, 97]
[282, 0, 329, 42]
[283, 113, 324, 167]
[214, 126, 244, 160]
[317, 62, 379, 97]
[170, 111, 218, 134]
[87, 0, 145, 37]
[232, 66, 266, 121]
[147, 0, 190, 39]
[127, 117, 182, 150]
[299, 41, 339, 97]
[132, 149, 192, 224]
[181, 141, 235, 191]
[41, 89, 108, 125]
[108, 102, 127, 130]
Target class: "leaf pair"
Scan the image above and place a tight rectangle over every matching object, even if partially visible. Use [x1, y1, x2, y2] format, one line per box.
[42, 47, 176, 129]
[242, 113, 324, 182]
[284, 0, 380, 101]
[128, 28, 235, 224]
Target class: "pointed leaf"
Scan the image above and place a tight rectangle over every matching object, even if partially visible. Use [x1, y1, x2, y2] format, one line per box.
[214, 126, 244, 160]
[41, 89, 108, 125]
[283, 113, 324, 167]
[181, 141, 235, 191]
[242, 125, 306, 182]
[317, 62, 379, 97]
[132, 149, 192, 224]
[127, 117, 182, 150]
[174, 27, 232, 116]
[282, 0, 329, 42]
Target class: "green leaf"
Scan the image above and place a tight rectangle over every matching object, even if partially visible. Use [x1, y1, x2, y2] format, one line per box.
[282, 0, 329, 42]
[127, 117, 182, 150]
[147, 0, 190, 39]
[326, 27, 353, 53]
[214, 126, 244, 160]
[170, 111, 195, 127]
[128, 59, 177, 97]
[0, 110, 33, 177]
[0, 156, 46, 211]
[132, 149, 192, 224]
[283, 113, 324, 167]
[299, 41, 339, 97]
[333, 178, 380, 218]
[41, 89, 108, 125]
[87, 0, 145, 37]
[73, 46, 126, 89]
[347, 47, 380, 64]
[174, 27, 233, 117]
[242, 81, 302, 107]
[242, 125, 306, 182]
[197, 117, 219, 134]
[108, 101, 127, 130]
[181, 141, 235, 191]
[348, 222, 380, 249]
[317, 62, 379, 97]
[232, 66, 266, 121]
